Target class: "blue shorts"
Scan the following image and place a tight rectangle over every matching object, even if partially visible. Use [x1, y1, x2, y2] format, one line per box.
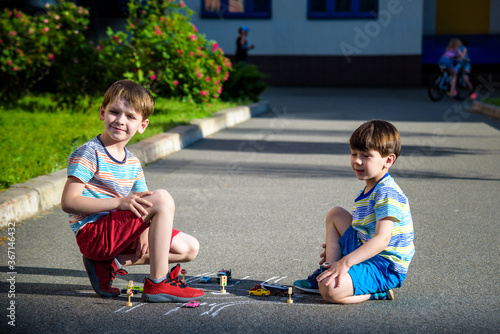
[438, 56, 455, 70]
[455, 61, 471, 73]
[339, 226, 406, 295]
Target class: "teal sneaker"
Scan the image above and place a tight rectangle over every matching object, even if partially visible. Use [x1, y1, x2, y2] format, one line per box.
[371, 289, 395, 300]
[293, 266, 324, 294]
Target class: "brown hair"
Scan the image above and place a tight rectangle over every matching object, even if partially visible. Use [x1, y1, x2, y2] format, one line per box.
[349, 120, 401, 159]
[447, 38, 462, 50]
[102, 80, 155, 120]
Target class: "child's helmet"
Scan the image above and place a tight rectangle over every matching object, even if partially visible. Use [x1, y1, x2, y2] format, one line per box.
[240, 25, 250, 32]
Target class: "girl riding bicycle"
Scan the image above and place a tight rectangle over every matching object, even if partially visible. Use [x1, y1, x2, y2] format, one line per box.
[438, 38, 461, 97]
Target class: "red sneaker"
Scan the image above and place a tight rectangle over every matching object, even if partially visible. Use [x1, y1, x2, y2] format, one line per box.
[82, 256, 128, 297]
[109, 259, 128, 280]
[142, 264, 204, 302]
[470, 92, 478, 99]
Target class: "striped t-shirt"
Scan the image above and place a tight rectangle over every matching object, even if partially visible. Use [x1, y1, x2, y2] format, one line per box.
[351, 173, 415, 274]
[67, 136, 147, 234]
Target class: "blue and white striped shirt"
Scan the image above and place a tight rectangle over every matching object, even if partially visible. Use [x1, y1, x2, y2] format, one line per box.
[351, 173, 415, 274]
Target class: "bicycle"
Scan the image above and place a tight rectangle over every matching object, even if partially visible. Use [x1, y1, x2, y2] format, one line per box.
[427, 66, 469, 101]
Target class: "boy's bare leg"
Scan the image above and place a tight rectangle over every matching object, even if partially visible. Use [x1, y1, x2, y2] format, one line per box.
[320, 207, 370, 304]
[145, 189, 175, 280]
[323, 207, 352, 265]
[319, 279, 370, 304]
[119, 232, 199, 266]
[169, 232, 200, 263]
[464, 73, 473, 91]
[112, 189, 173, 280]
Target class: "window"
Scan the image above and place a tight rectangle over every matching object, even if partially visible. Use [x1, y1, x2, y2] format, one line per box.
[201, 0, 271, 19]
[308, 0, 378, 19]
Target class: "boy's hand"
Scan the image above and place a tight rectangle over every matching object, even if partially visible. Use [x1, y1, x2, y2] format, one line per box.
[134, 228, 150, 260]
[316, 259, 350, 288]
[119, 191, 154, 218]
[319, 243, 326, 265]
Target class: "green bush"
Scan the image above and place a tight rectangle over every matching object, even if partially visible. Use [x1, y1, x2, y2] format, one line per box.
[221, 62, 267, 102]
[0, 2, 94, 97]
[99, 0, 232, 105]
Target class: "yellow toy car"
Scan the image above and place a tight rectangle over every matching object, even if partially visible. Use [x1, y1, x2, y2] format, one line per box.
[249, 288, 270, 297]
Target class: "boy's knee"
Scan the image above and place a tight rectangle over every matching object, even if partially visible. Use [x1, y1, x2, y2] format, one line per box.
[326, 206, 347, 222]
[328, 206, 344, 215]
[319, 283, 339, 303]
[150, 189, 175, 210]
[172, 234, 200, 262]
[186, 238, 200, 261]
[319, 282, 347, 304]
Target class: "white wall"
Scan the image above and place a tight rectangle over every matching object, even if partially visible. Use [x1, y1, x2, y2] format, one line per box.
[186, 0, 423, 56]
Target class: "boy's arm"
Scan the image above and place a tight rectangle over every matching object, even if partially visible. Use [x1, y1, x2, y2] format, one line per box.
[61, 176, 153, 218]
[457, 48, 467, 60]
[317, 217, 394, 288]
[342, 217, 393, 265]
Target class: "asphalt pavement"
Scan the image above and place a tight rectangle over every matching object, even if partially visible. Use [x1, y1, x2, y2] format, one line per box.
[1, 87, 500, 333]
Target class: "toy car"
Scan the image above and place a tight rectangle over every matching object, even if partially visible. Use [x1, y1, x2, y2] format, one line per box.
[249, 288, 270, 297]
[132, 285, 144, 293]
[216, 269, 231, 283]
[261, 283, 289, 292]
[121, 285, 143, 294]
[200, 276, 211, 283]
[185, 300, 200, 308]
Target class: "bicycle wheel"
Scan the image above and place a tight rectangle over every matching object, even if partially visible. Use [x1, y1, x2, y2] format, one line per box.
[427, 74, 445, 101]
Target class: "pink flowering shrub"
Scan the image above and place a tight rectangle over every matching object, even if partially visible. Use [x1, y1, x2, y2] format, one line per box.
[0, 2, 94, 96]
[1, 1, 232, 104]
[99, 0, 231, 104]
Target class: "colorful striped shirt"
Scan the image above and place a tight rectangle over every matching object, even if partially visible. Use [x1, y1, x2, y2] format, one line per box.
[351, 173, 415, 274]
[66, 136, 147, 234]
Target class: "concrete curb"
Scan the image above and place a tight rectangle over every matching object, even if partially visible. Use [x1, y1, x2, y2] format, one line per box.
[0, 101, 269, 229]
[471, 101, 500, 121]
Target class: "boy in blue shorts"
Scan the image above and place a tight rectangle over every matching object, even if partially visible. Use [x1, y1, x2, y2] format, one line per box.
[294, 120, 415, 303]
[456, 37, 477, 99]
[61, 79, 204, 302]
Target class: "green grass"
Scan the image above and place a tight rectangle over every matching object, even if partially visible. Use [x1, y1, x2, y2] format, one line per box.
[0, 94, 239, 190]
[483, 97, 500, 107]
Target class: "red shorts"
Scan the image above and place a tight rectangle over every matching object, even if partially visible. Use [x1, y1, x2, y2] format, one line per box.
[76, 210, 180, 261]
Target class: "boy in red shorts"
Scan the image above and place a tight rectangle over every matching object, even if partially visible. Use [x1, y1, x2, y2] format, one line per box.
[61, 79, 203, 302]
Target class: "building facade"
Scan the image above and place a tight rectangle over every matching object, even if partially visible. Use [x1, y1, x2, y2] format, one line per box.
[187, 0, 500, 86]
[5, 0, 497, 87]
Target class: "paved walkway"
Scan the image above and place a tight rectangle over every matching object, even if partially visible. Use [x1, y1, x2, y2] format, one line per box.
[1, 88, 499, 333]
